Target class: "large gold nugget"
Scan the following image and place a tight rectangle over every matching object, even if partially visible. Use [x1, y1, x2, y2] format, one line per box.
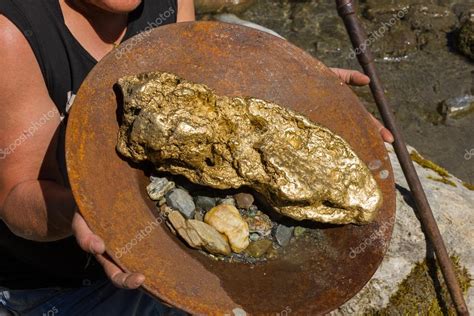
[116, 72, 382, 224]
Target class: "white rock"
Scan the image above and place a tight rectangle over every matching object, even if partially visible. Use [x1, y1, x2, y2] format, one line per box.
[330, 144, 474, 314]
[205, 204, 250, 253]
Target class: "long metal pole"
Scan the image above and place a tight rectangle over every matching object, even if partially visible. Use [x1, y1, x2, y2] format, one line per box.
[335, 0, 469, 315]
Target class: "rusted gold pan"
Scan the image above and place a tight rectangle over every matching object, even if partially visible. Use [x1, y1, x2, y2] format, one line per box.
[66, 21, 395, 315]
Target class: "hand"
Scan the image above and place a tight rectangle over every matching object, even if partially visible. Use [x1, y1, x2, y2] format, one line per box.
[330, 68, 394, 143]
[72, 212, 145, 289]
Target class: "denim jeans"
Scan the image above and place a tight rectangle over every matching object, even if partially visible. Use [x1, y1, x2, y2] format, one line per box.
[0, 279, 185, 316]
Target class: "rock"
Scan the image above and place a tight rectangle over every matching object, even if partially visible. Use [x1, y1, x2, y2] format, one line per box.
[167, 211, 231, 256]
[249, 233, 260, 242]
[456, 20, 474, 60]
[168, 211, 197, 248]
[187, 219, 231, 256]
[116, 71, 382, 225]
[194, 196, 216, 212]
[146, 176, 175, 201]
[165, 221, 177, 235]
[159, 204, 173, 217]
[195, 0, 256, 14]
[166, 188, 195, 219]
[244, 239, 273, 258]
[330, 144, 474, 314]
[293, 226, 306, 238]
[217, 197, 235, 206]
[365, 0, 411, 21]
[248, 205, 258, 216]
[274, 224, 294, 247]
[193, 209, 205, 222]
[243, 211, 273, 237]
[407, 4, 458, 33]
[439, 95, 474, 120]
[204, 205, 250, 253]
[157, 198, 166, 206]
[234, 192, 254, 209]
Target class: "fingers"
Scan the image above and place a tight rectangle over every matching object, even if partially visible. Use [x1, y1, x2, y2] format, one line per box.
[95, 253, 145, 289]
[72, 212, 105, 255]
[330, 68, 370, 86]
[369, 114, 394, 143]
[72, 213, 144, 290]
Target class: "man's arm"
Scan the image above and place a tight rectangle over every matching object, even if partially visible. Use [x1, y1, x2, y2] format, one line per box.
[0, 15, 75, 241]
[177, 0, 195, 22]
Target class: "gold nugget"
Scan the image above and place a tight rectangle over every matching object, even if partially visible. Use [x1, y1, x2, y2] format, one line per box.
[116, 72, 382, 224]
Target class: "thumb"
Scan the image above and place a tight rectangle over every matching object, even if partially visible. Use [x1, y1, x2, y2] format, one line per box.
[72, 212, 105, 255]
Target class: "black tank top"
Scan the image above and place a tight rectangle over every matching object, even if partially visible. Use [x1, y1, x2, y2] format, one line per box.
[0, 0, 177, 289]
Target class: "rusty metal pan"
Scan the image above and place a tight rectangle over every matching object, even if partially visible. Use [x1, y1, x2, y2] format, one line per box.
[66, 21, 395, 315]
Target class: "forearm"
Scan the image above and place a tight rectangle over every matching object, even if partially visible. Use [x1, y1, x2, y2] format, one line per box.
[1, 179, 76, 242]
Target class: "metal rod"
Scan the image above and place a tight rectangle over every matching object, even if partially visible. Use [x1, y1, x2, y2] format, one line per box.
[335, 1, 469, 315]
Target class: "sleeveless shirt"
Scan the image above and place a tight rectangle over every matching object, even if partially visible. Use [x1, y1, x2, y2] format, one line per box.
[0, 0, 178, 289]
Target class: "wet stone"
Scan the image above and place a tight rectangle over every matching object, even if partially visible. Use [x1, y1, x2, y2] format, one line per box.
[147, 177, 175, 201]
[245, 239, 273, 258]
[166, 188, 196, 219]
[234, 193, 255, 210]
[456, 20, 474, 60]
[194, 196, 217, 212]
[439, 95, 474, 120]
[275, 224, 294, 247]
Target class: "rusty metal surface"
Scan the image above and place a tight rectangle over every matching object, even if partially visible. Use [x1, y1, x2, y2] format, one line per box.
[66, 21, 396, 315]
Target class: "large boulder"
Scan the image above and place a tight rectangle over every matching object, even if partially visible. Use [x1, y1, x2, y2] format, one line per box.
[330, 144, 473, 314]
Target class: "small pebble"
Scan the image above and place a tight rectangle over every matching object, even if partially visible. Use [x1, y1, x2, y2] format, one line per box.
[245, 239, 273, 258]
[194, 210, 204, 221]
[165, 221, 177, 235]
[244, 211, 273, 236]
[147, 177, 175, 201]
[249, 233, 260, 241]
[218, 197, 236, 206]
[293, 226, 306, 237]
[234, 193, 254, 209]
[194, 196, 216, 212]
[166, 188, 196, 219]
[274, 224, 294, 247]
[248, 205, 258, 216]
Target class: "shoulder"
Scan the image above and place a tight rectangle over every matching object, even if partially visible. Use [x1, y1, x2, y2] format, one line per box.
[0, 14, 50, 111]
[0, 15, 43, 87]
[0, 14, 27, 49]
